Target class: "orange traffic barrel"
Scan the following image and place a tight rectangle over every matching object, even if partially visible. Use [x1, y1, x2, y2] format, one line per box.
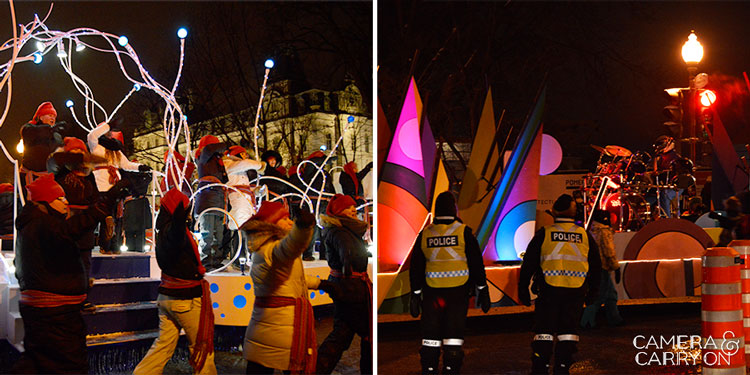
[702, 247, 745, 374]
[729, 239, 750, 366]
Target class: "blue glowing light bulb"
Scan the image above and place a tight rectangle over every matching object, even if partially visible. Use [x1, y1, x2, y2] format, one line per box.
[320, 145, 327, 151]
[177, 28, 188, 39]
[264, 59, 275, 69]
[133, 83, 141, 91]
[183, 115, 188, 121]
[347, 115, 355, 123]
[32, 52, 42, 64]
[65, 100, 74, 108]
[118, 36, 128, 47]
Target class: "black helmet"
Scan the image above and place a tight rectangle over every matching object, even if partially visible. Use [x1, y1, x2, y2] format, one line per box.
[653, 135, 674, 154]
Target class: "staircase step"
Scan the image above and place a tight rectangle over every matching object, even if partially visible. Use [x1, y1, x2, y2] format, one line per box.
[84, 301, 158, 336]
[87, 329, 159, 347]
[90, 253, 151, 279]
[88, 278, 159, 305]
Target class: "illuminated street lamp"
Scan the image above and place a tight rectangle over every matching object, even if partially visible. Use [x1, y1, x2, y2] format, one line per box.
[681, 31, 703, 163]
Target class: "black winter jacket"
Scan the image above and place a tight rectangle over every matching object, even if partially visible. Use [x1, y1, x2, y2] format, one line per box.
[320, 214, 369, 275]
[194, 142, 228, 216]
[156, 201, 203, 298]
[14, 200, 109, 295]
[48, 152, 99, 250]
[21, 121, 63, 172]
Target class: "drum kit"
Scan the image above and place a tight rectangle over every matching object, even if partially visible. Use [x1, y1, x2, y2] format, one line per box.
[582, 144, 695, 232]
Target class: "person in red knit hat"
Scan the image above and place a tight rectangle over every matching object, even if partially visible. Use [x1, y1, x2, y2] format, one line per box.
[12, 173, 129, 374]
[19, 101, 64, 192]
[317, 194, 372, 374]
[194, 135, 230, 270]
[47, 136, 101, 312]
[241, 200, 338, 374]
[134, 189, 216, 375]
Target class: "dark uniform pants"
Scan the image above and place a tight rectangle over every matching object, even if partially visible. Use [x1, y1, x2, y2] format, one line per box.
[532, 285, 585, 374]
[420, 284, 469, 374]
[12, 303, 88, 374]
[317, 277, 372, 374]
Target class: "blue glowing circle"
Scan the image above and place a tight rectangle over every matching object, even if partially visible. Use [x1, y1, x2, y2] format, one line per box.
[264, 59, 275, 69]
[183, 115, 188, 121]
[177, 27, 188, 39]
[65, 100, 74, 108]
[320, 290, 325, 295]
[320, 145, 327, 151]
[133, 83, 141, 91]
[210, 283, 219, 293]
[33, 53, 42, 64]
[233, 295, 247, 309]
[347, 115, 355, 123]
[220, 313, 225, 318]
[212, 302, 219, 309]
[118, 36, 128, 47]
[244, 283, 252, 290]
[310, 292, 315, 299]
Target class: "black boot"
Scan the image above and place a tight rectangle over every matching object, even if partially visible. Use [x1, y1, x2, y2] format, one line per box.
[531, 338, 553, 375]
[442, 345, 464, 375]
[419, 344, 440, 375]
[553, 339, 577, 375]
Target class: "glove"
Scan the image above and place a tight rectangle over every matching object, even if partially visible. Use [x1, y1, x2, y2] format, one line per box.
[104, 179, 133, 203]
[295, 209, 315, 229]
[318, 280, 341, 300]
[518, 285, 531, 306]
[410, 291, 422, 318]
[98, 136, 122, 151]
[477, 285, 491, 313]
[138, 164, 152, 172]
[614, 268, 621, 283]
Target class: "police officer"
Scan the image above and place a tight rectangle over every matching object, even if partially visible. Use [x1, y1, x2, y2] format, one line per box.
[409, 191, 490, 375]
[519, 194, 601, 374]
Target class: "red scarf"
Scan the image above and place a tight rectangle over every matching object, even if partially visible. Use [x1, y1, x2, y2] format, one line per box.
[157, 220, 211, 372]
[95, 165, 120, 185]
[160, 274, 214, 372]
[20, 290, 86, 308]
[329, 270, 372, 343]
[255, 296, 317, 374]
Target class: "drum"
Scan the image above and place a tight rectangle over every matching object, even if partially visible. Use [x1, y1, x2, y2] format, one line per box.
[598, 161, 623, 175]
[602, 192, 649, 231]
[625, 151, 651, 176]
[669, 157, 695, 190]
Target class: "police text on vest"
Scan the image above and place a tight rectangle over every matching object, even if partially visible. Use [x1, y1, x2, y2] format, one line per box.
[426, 236, 459, 247]
[550, 232, 583, 243]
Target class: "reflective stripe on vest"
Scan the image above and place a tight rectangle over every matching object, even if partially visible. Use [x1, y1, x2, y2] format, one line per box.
[540, 222, 590, 288]
[421, 221, 469, 288]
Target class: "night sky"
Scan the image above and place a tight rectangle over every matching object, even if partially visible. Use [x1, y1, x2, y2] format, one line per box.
[0, 1, 371, 181]
[378, 1, 750, 171]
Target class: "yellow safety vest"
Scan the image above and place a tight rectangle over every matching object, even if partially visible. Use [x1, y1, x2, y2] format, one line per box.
[421, 221, 469, 288]
[540, 221, 590, 288]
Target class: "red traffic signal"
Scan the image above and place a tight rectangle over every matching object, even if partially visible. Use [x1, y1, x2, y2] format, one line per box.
[699, 89, 716, 107]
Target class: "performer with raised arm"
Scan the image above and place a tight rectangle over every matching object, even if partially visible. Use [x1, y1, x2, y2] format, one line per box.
[88, 121, 151, 254]
[20, 102, 64, 190]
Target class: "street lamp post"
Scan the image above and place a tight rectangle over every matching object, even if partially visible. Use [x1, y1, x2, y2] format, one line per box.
[682, 31, 703, 163]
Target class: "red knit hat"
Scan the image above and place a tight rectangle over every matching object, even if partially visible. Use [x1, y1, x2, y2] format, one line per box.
[63, 137, 88, 153]
[327, 194, 356, 217]
[0, 183, 12, 194]
[161, 188, 190, 214]
[32, 102, 56, 122]
[26, 174, 65, 203]
[227, 145, 246, 157]
[306, 150, 326, 160]
[250, 201, 289, 224]
[110, 131, 124, 145]
[196, 135, 220, 159]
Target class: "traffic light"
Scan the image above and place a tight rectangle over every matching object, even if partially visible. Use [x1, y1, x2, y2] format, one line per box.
[696, 89, 716, 134]
[663, 88, 684, 138]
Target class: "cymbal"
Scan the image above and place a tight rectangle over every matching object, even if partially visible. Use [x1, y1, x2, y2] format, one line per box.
[590, 144, 612, 156]
[605, 145, 632, 157]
